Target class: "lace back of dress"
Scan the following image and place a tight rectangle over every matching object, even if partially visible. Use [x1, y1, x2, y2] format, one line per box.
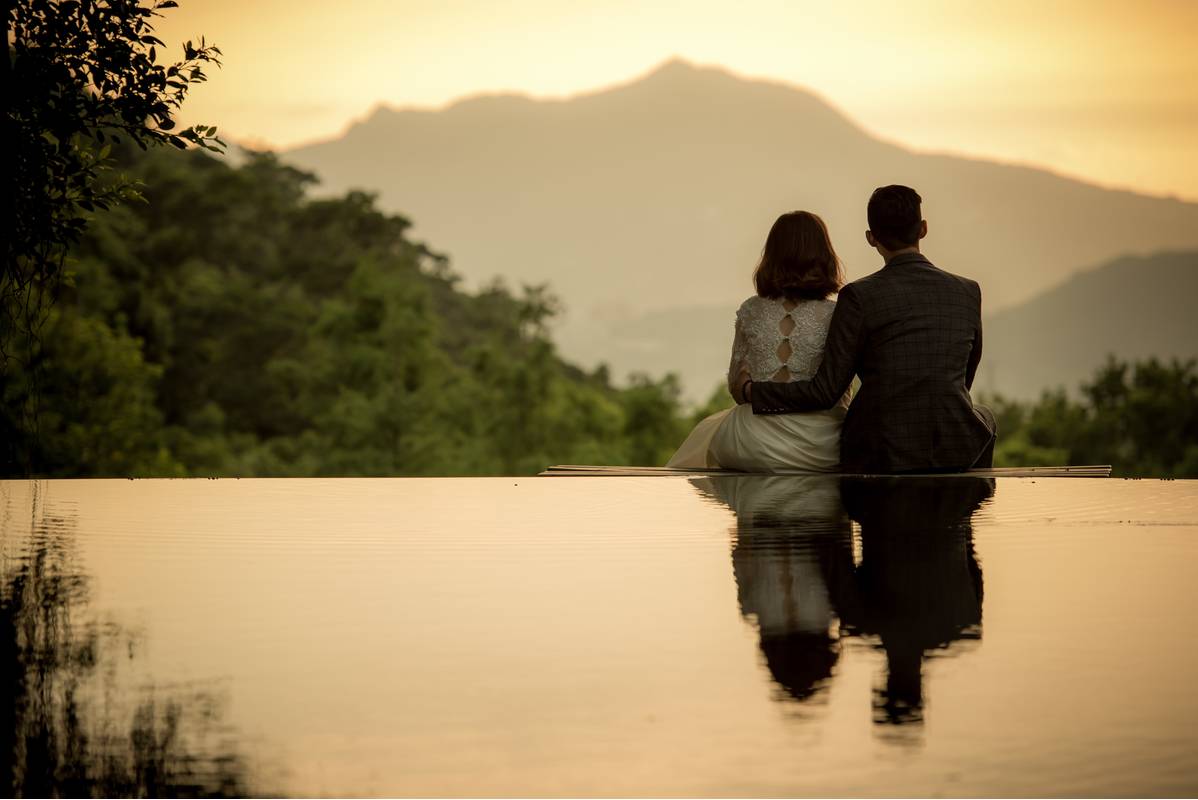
[730, 296, 833, 388]
[772, 302, 797, 382]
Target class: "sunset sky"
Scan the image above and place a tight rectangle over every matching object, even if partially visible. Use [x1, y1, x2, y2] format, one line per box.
[155, 0, 1198, 200]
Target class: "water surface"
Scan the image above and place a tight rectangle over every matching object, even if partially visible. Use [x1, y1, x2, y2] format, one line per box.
[2, 476, 1196, 796]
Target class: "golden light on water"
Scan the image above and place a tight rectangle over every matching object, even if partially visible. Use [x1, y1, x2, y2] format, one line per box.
[7, 476, 1198, 794]
[154, 0, 1198, 199]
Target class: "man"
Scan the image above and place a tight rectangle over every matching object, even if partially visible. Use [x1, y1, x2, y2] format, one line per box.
[744, 185, 996, 473]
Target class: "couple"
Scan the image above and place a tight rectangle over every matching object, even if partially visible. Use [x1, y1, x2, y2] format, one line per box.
[668, 185, 997, 474]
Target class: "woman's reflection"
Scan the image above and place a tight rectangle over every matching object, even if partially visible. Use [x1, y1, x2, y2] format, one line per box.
[694, 475, 855, 704]
[693, 474, 994, 728]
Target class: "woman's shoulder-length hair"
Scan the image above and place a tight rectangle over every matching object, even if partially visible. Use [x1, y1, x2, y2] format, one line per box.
[753, 210, 844, 302]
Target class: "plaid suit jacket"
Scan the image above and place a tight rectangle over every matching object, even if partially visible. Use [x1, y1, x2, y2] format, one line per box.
[751, 253, 995, 473]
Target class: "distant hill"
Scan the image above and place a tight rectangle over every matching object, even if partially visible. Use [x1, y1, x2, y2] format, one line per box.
[284, 59, 1198, 397]
[974, 251, 1198, 399]
[602, 251, 1198, 403]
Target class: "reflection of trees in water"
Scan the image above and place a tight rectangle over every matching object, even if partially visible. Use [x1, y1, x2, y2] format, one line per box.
[0, 488, 252, 797]
[694, 475, 993, 728]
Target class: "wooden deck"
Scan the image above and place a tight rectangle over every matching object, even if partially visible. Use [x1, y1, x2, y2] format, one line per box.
[540, 464, 1114, 478]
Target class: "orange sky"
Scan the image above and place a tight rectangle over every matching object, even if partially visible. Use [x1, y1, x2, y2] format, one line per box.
[154, 0, 1198, 200]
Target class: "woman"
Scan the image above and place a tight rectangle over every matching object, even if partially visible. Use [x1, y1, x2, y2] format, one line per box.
[667, 211, 851, 472]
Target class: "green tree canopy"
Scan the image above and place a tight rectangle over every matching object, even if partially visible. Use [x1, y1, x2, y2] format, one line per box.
[2, 145, 693, 476]
[987, 357, 1198, 478]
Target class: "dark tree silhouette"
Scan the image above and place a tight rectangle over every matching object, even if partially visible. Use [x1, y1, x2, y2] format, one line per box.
[3, 0, 222, 473]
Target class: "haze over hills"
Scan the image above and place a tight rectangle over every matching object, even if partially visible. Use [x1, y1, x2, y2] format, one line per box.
[975, 251, 1198, 399]
[604, 251, 1198, 403]
[284, 59, 1198, 399]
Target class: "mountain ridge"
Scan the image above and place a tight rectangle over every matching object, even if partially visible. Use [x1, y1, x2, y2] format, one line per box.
[314, 59, 869, 143]
[307, 61, 1194, 206]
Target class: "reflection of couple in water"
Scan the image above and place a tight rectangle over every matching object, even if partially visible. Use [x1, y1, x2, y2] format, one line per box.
[669, 184, 997, 474]
[695, 473, 994, 726]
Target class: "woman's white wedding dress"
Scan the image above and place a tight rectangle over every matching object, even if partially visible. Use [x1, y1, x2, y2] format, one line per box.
[667, 295, 850, 472]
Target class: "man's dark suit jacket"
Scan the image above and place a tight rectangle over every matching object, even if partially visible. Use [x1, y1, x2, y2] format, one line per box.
[750, 253, 995, 473]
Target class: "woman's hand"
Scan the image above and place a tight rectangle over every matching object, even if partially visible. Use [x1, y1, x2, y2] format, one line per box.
[732, 368, 753, 404]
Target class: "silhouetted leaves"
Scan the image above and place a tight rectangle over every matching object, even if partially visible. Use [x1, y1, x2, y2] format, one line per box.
[4, 0, 223, 462]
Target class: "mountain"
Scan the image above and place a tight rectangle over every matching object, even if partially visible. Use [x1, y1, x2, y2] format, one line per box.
[283, 59, 1198, 398]
[974, 251, 1198, 399]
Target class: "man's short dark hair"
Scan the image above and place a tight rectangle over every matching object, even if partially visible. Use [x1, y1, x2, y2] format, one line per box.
[867, 185, 923, 250]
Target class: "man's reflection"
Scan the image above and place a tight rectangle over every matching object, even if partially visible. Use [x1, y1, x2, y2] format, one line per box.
[694, 474, 994, 727]
[841, 477, 992, 724]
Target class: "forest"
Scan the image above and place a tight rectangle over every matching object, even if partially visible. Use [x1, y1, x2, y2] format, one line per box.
[2, 145, 701, 476]
[1, 143, 1193, 478]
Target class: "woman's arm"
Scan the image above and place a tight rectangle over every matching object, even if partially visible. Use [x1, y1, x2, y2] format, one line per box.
[731, 367, 753, 404]
[726, 313, 752, 404]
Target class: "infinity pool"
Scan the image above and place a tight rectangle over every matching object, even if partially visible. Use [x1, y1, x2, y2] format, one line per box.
[2, 476, 1196, 796]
